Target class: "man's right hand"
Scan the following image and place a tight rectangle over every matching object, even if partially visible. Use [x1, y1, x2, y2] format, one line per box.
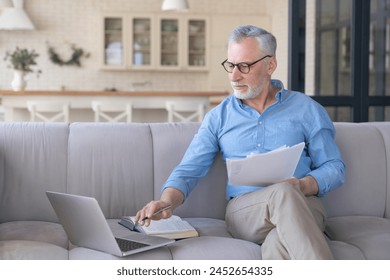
[134, 187, 184, 227]
[135, 200, 173, 227]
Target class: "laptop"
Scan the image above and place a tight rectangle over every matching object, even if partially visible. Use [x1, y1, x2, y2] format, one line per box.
[46, 191, 175, 257]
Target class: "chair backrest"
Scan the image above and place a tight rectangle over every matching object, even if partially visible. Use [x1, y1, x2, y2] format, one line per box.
[165, 101, 206, 122]
[0, 105, 4, 121]
[91, 101, 132, 123]
[27, 101, 70, 123]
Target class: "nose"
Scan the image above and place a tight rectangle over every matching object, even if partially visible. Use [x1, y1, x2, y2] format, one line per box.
[229, 66, 242, 82]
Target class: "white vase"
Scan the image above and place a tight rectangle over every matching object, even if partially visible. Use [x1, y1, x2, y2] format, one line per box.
[11, 70, 27, 91]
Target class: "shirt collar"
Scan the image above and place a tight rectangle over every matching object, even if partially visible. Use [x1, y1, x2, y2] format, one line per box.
[271, 79, 285, 102]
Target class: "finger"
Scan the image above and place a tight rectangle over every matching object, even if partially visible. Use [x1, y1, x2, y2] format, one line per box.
[138, 202, 159, 226]
[135, 203, 152, 225]
[135, 209, 143, 223]
[143, 217, 151, 227]
[145, 202, 159, 218]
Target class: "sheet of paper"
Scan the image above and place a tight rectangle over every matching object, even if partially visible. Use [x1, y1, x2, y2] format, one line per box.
[226, 142, 305, 186]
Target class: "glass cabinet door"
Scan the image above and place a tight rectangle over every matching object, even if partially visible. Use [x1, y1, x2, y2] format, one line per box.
[187, 20, 206, 67]
[102, 14, 208, 71]
[104, 17, 124, 66]
[160, 19, 179, 67]
[132, 18, 152, 66]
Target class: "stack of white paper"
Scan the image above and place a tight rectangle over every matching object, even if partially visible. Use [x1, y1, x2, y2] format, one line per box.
[226, 142, 305, 186]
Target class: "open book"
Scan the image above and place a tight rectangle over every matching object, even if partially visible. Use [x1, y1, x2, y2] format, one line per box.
[226, 142, 305, 186]
[119, 215, 198, 240]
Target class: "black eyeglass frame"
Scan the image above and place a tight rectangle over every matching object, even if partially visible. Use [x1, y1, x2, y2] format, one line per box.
[221, 55, 272, 74]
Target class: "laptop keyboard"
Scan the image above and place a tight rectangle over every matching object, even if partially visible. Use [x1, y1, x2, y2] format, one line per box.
[115, 237, 149, 252]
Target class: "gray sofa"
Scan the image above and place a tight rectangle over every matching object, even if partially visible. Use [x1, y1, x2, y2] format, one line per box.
[0, 121, 389, 260]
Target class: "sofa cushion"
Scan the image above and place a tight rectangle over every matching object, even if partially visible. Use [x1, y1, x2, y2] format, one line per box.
[111, 217, 235, 240]
[0, 221, 68, 249]
[327, 240, 365, 260]
[71, 236, 263, 260]
[67, 219, 173, 259]
[0, 240, 68, 260]
[0, 123, 69, 223]
[184, 217, 232, 238]
[322, 123, 387, 217]
[69, 246, 172, 260]
[67, 123, 154, 218]
[326, 216, 390, 259]
[150, 123, 227, 219]
[168, 236, 262, 259]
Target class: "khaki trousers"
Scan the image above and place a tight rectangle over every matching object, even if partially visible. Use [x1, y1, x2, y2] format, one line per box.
[225, 182, 333, 259]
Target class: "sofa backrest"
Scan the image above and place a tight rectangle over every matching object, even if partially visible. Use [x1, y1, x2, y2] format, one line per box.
[370, 122, 390, 219]
[150, 122, 390, 220]
[1, 121, 388, 223]
[149, 122, 390, 220]
[0, 122, 227, 223]
[321, 122, 389, 218]
[66, 123, 155, 219]
[0, 122, 68, 223]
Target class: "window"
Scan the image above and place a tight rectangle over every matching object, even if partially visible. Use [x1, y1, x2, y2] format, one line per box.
[290, 0, 390, 122]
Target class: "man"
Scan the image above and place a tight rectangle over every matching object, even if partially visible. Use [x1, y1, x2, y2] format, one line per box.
[136, 25, 345, 259]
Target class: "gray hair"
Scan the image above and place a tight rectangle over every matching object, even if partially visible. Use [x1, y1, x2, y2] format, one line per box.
[228, 25, 277, 56]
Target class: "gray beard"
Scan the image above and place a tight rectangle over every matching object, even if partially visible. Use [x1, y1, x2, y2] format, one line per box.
[232, 87, 260, 100]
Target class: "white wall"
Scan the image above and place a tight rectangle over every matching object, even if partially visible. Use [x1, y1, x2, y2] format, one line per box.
[0, 0, 289, 92]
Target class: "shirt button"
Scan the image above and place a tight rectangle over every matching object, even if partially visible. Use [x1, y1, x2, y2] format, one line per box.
[258, 121, 262, 125]
[257, 143, 261, 147]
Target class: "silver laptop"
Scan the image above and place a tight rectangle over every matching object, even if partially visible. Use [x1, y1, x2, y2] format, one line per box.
[46, 191, 175, 257]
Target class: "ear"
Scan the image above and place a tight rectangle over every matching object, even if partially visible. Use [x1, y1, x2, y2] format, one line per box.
[267, 56, 277, 75]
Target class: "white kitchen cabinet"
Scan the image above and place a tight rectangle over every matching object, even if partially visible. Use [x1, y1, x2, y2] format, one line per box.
[102, 14, 126, 69]
[157, 16, 180, 69]
[101, 13, 208, 71]
[157, 15, 208, 71]
[101, 13, 154, 70]
[130, 15, 155, 69]
[186, 18, 207, 69]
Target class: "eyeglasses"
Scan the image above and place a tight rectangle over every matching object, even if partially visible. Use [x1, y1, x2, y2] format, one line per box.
[221, 55, 272, 74]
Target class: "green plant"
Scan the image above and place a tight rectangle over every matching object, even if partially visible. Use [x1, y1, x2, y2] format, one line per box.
[4, 47, 42, 75]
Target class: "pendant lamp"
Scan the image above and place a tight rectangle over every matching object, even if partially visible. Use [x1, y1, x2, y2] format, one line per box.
[161, 0, 189, 12]
[0, 0, 35, 30]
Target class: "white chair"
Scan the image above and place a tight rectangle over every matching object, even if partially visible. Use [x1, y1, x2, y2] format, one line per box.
[92, 101, 132, 123]
[27, 101, 70, 123]
[165, 101, 207, 122]
[0, 105, 4, 122]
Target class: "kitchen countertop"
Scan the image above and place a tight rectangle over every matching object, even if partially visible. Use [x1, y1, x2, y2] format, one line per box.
[0, 90, 229, 97]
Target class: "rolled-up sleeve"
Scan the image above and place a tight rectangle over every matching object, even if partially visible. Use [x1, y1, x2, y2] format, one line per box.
[306, 116, 345, 197]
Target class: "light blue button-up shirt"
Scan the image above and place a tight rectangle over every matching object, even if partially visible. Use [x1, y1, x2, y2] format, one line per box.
[162, 80, 345, 200]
